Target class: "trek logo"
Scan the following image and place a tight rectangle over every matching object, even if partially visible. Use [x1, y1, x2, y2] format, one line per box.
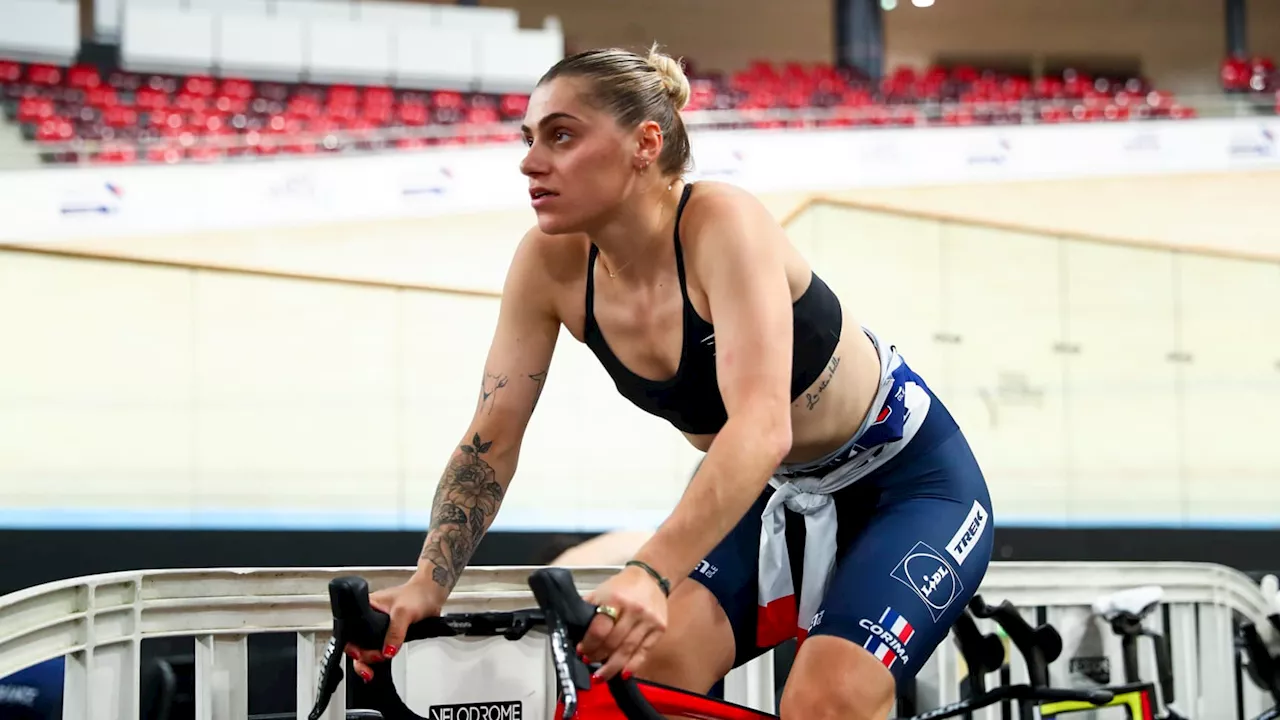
[696, 560, 718, 578]
[946, 500, 989, 566]
[891, 541, 962, 622]
[859, 607, 914, 669]
[428, 701, 522, 720]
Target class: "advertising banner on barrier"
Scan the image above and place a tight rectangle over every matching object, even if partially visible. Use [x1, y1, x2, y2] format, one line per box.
[0, 117, 1277, 242]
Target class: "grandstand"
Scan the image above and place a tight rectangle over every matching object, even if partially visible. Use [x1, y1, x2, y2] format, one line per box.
[0, 55, 1205, 165]
[4, 0, 1266, 165]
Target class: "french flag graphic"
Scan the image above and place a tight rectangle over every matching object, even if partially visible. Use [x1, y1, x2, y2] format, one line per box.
[863, 607, 914, 669]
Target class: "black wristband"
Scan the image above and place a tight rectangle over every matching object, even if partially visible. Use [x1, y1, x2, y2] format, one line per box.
[625, 560, 670, 597]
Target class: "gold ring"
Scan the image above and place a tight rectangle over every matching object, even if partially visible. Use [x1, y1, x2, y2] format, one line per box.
[595, 604, 620, 621]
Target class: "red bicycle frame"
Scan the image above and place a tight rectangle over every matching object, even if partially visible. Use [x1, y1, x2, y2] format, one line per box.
[558, 676, 777, 720]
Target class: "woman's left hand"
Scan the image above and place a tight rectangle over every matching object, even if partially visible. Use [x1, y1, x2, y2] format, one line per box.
[578, 564, 669, 680]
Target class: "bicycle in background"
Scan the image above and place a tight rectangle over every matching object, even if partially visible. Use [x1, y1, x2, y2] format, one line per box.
[1239, 615, 1280, 720]
[1044, 585, 1280, 720]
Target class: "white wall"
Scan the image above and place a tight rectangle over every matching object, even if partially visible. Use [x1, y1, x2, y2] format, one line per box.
[0, 250, 701, 532]
[2, 198, 1277, 530]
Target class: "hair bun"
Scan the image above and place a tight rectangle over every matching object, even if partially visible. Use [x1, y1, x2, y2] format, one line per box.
[646, 44, 690, 111]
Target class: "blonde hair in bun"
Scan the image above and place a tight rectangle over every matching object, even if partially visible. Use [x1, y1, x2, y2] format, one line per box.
[645, 42, 691, 112]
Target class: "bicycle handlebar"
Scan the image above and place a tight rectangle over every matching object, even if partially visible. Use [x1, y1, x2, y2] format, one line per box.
[968, 594, 1062, 688]
[948, 611, 1006, 696]
[332, 576, 547, 647]
[309, 568, 662, 720]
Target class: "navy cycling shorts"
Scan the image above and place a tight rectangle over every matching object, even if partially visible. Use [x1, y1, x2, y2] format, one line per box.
[688, 392, 994, 682]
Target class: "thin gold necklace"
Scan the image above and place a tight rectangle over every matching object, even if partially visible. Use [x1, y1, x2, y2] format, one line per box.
[601, 181, 680, 279]
[601, 255, 633, 278]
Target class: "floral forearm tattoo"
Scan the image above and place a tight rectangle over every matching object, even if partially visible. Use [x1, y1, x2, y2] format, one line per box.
[420, 433, 506, 590]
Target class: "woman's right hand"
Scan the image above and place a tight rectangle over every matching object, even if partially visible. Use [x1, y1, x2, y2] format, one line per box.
[342, 574, 444, 682]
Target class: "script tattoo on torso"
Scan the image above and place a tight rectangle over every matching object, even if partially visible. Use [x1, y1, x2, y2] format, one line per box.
[804, 355, 841, 410]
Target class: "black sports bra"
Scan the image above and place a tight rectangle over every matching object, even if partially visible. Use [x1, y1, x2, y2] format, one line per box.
[582, 182, 844, 435]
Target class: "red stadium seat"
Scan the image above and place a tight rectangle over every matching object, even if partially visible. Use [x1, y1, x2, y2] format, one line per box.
[27, 64, 62, 86]
[398, 101, 429, 126]
[34, 116, 74, 142]
[364, 86, 395, 110]
[67, 64, 101, 90]
[17, 96, 56, 123]
[84, 86, 118, 109]
[1222, 56, 1252, 91]
[499, 93, 528, 119]
[102, 105, 139, 129]
[0, 59, 20, 83]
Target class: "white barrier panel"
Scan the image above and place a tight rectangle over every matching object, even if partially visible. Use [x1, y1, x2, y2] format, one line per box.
[1, 117, 1279, 243]
[0, 562, 1276, 719]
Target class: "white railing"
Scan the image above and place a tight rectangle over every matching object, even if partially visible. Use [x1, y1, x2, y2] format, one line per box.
[0, 562, 1276, 719]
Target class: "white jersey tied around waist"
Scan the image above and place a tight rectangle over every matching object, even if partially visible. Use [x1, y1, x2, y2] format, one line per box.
[756, 329, 932, 647]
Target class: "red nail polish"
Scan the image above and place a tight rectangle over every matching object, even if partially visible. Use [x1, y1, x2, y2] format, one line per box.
[383, 644, 398, 658]
[346, 649, 358, 660]
[621, 669, 633, 680]
[358, 669, 372, 683]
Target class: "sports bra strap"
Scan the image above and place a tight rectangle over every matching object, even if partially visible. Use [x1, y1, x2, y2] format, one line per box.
[585, 242, 598, 319]
[671, 182, 695, 307]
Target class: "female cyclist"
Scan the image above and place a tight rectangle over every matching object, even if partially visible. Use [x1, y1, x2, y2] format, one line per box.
[345, 45, 996, 720]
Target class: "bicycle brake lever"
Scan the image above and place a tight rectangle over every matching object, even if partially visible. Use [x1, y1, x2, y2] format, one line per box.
[308, 633, 346, 720]
[529, 568, 622, 719]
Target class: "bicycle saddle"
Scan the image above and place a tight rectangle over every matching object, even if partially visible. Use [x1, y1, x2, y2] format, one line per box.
[1093, 585, 1163, 624]
[1264, 574, 1280, 628]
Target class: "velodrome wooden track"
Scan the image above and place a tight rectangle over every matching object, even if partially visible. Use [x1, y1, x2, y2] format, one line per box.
[803, 169, 1280, 261]
[2, 169, 1278, 295]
